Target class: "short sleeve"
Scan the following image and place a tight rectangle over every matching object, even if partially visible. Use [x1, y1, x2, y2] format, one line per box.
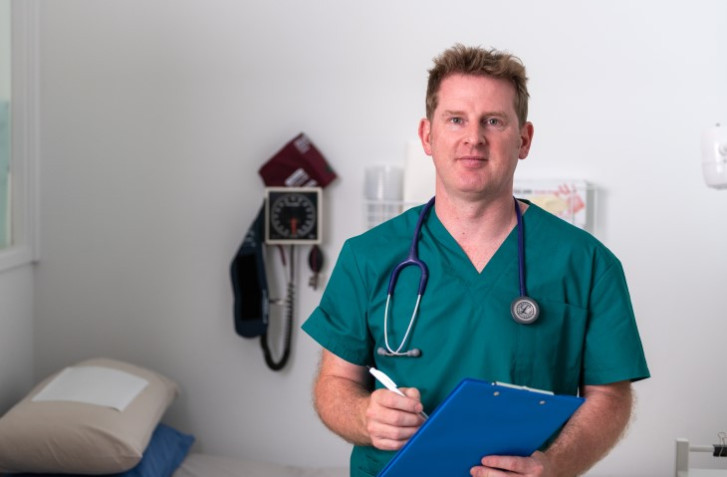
[582, 258, 650, 385]
[301, 240, 374, 366]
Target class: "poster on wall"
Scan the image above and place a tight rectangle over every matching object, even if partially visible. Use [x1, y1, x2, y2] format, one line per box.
[513, 180, 592, 230]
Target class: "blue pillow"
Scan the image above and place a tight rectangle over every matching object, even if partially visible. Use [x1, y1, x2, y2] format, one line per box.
[113, 423, 194, 477]
[8, 423, 194, 477]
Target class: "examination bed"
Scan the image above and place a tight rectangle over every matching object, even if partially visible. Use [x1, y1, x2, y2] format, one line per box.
[174, 453, 347, 477]
[0, 358, 348, 477]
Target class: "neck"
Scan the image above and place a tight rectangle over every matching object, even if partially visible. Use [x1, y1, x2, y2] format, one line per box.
[435, 194, 516, 238]
[434, 193, 524, 272]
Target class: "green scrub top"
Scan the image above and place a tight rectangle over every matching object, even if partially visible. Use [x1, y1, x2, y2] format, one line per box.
[302, 202, 649, 477]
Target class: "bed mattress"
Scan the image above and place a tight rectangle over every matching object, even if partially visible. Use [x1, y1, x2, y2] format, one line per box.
[173, 453, 349, 477]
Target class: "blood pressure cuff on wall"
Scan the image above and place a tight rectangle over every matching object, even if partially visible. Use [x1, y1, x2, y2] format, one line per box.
[230, 204, 269, 338]
[258, 133, 337, 188]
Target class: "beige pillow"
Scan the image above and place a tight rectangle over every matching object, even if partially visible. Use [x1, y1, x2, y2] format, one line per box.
[0, 357, 179, 474]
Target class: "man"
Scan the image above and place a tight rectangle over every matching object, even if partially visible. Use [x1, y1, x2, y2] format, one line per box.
[302, 44, 649, 477]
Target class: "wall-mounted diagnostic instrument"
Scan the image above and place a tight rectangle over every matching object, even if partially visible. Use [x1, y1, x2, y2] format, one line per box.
[231, 133, 336, 372]
[265, 187, 322, 244]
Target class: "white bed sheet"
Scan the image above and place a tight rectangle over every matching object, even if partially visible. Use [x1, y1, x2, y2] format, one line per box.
[173, 453, 349, 477]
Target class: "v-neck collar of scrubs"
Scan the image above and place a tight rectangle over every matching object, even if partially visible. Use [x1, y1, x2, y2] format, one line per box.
[424, 204, 525, 283]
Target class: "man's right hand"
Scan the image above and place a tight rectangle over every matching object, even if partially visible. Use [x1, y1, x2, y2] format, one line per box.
[365, 386, 426, 450]
[313, 350, 426, 449]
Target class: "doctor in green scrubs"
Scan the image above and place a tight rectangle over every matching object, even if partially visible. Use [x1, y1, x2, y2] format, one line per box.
[302, 44, 649, 477]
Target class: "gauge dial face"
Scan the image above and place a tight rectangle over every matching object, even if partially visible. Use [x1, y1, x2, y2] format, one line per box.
[265, 188, 321, 244]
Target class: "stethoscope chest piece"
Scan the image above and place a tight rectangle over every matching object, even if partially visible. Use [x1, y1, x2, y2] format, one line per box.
[510, 296, 540, 325]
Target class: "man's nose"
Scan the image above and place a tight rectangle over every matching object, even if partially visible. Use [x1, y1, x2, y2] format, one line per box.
[464, 123, 485, 146]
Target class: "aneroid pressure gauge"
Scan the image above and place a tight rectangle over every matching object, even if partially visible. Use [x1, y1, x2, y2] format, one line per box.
[264, 187, 322, 244]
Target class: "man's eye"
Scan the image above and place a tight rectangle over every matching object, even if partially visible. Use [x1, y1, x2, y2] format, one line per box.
[486, 118, 501, 126]
[450, 117, 463, 125]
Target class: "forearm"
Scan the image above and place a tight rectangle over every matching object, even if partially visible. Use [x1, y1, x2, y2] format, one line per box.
[543, 381, 633, 476]
[314, 371, 373, 446]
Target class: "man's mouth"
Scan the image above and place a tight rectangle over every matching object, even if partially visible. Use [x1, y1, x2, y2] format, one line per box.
[457, 155, 488, 165]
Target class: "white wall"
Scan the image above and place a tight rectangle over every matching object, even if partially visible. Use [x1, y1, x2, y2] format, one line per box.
[0, 0, 9, 100]
[30, 1, 727, 475]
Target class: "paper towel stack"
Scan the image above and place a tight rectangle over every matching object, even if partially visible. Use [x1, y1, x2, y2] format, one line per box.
[403, 139, 435, 206]
[363, 140, 436, 229]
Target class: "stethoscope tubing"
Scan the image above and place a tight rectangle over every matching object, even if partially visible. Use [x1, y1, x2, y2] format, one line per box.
[386, 197, 434, 296]
[515, 198, 527, 298]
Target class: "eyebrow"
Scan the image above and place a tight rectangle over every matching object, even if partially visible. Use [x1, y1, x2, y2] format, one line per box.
[440, 109, 509, 119]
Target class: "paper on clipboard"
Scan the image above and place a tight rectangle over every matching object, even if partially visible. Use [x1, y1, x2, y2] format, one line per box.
[378, 379, 584, 477]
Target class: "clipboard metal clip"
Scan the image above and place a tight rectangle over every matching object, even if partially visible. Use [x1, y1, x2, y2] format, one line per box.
[493, 381, 555, 396]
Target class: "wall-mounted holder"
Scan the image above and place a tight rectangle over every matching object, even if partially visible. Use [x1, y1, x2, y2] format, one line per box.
[675, 436, 727, 477]
[702, 124, 727, 190]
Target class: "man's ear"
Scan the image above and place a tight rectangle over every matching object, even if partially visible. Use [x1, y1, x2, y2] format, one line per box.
[518, 121, 534, 159]
[418, 118, 433, 156]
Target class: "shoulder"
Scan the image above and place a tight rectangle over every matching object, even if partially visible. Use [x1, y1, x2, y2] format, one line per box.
[331, 204, 428, 275]
[347, 204, 427, 249]
[523, 202, 620, 267]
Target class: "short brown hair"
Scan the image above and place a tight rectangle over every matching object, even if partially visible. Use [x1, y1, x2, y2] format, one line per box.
[425, 44, 530, 125]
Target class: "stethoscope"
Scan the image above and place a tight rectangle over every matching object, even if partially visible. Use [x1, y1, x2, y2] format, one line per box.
[377, 196, 540, 358]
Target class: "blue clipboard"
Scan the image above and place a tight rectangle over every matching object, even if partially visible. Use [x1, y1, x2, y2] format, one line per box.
[378, 378, 585, 477]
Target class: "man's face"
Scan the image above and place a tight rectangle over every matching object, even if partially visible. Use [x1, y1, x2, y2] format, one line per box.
[418, 73, 533, 202]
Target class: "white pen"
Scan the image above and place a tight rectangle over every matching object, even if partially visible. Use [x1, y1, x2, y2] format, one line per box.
[368, 366, 429, 420]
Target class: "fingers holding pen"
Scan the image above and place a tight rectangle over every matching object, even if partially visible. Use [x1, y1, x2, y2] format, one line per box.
[365, 387, 426, 451]
[389, 387, 426, 416]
